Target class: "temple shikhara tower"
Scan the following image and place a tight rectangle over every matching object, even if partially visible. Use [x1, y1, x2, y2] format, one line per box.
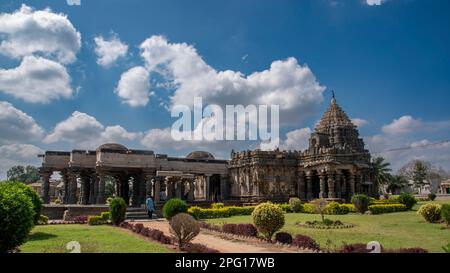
[39, 95, 377, 206]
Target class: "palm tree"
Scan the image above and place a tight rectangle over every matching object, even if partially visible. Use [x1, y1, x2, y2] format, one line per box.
[387, 175, 408, 194]
[372, 157, 392, 187]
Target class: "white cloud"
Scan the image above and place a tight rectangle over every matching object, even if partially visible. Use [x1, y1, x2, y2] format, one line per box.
[352, 118, 369, 128]
[0, 4, 81, 64]
[279, 128, 312, 151]
[0, 101, 44, 144]
[0, 56, 73, 103]
[0, 144, 43, 179]
[94, 34, 128, 67]
[366, 0, 384, 6]
[366, 115, 450, 171]
[117, 36, 325, 123]
[67, 0, 81, 6]
[115, 66, 151, 107]
[44, 111, 140, 148]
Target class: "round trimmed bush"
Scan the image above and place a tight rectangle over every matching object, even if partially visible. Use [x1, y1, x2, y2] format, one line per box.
[440, 204, 450, 227]
[417, 203, 441, 223]
[288, 197, 303, 213]
[10, 181, 42, 224]
[0, 182, 35, 253]
[398, 193, 417, 210]
[109, 197, 127, 225]
[252, 202, 285, 241]
[163, 198, 188, 219]
[351, 194, 369, 214]
[275, 232, 293, 244]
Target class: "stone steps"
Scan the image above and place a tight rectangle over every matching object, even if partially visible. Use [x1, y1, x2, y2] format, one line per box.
[126, 207, 151, 220]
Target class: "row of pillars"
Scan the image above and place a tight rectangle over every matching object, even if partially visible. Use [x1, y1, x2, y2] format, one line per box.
[297, 170, 365, 200]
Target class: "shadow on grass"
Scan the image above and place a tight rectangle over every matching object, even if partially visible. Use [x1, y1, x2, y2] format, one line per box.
[27, 232, 58, 242]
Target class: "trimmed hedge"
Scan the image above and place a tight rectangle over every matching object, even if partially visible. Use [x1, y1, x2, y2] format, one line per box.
[188, 205, 255, 219]
[368, 204, 407, 214]
[163, 198, 188, 219]
[87, 215, 106, 225]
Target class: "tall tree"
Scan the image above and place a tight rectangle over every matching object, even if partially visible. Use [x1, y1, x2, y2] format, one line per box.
[6, 165, 40, 184]
[372, 157, 392, 187]
[412, 161, 428, 193]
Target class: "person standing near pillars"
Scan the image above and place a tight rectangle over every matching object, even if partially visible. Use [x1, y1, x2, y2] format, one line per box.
[145, 195, 155, 219]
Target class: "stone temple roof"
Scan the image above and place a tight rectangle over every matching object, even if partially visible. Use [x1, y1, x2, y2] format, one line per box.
[315, 95, 356, 133]
[96, 143, 128, 152]
[186, 151, 215, 160]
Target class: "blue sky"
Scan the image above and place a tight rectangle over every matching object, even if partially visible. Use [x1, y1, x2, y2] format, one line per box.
[0, 0, 450, 177]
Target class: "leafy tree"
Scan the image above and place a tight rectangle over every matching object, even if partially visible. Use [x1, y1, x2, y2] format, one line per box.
[372, 157, 392, 186]
[412, 161, 428, 193]
[386, 175, 408, 194]
[6, 165, 40, 184]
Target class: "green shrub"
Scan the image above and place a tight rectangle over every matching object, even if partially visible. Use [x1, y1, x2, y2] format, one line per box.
[340, 204, 356, 213]
[351, 194, 369, 214]
[302, 203, 316, 214]
[417, 203, 441, 223]
[188, 205, 255, 219]
[441, 204, 450, 227]
[398, 193, 417, 210]
[10, 181, 42, 224]
[427, 193, 437, 201]
[38, 214, 49, 225]
[88, 215, 105, 225]
[325, 201, 349, 215]
[100, 211, 110, 221]
[163, 198, 188, 219]
[252, 202, 285, 241]
[109, 197, 127, 225]
[277, 203, 292, 213]
[0, 182, 35, 253]
[211, 203, 224, 209]
[368, 204, 407, 214]
[289, 197, 303, 213]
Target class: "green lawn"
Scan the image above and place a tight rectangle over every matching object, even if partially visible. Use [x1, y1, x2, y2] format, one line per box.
[206, 201, 450, 253]
[21, 224, 175, 253]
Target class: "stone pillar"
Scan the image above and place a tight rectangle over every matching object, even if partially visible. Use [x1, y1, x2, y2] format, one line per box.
[327, 172, 336, 198]
[154, 178, 161, 203]
[166, 178, 175, 200]
[341, 173, 347, 200]
[205, 175, 211, 201]
[335, 170, 342, 199]
[79, 175, 90, 205]
[131, 178, 140, 207]
[187, 179, 195, 202]
[68, 171, 78, 204]
[40, 171, 51, 204]
[61, 170, 69, 204]
[97, 173, 106, 204]
[175, 180, 183, 199]
[89, 173, 96, 204]
[297, 172, 306, 200]
[145, 174, 153, 197]
[220, 175, 228, 201]
[306, 171, 313, 200]
[349, 173, 356, 198]
[319, 173, 327, 198]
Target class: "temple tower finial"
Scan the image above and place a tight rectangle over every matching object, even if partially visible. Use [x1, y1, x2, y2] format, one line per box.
[331, 90, 336, 104]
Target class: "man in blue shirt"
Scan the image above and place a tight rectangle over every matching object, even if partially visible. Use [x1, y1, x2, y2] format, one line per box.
[145, 195, 155, 219]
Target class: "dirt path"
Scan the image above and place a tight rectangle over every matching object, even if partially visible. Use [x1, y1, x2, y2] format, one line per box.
[135, 220, 310, 253]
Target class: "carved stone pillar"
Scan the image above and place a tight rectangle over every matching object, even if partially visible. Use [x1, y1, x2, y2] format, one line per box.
[154, 177, 161, 203]
[61, 170, 69, 204]
[205, 175, 211, 201]
[327, 171, 336, 198]
[97, 173, 106, 204]
[79, 174, 90, 205]
[145, 174, 154, 197]
[89, 173, 96, 204]
[335, 170, 342, 199]
[40, 171, 52, 204]
[68, 171, 78, 204]
[319, 173, 327, 198]
[187, 179, 195, 202]
[297, 172, 306, 200]
[341, 173, 347, 200]
[349, 173, 356, 198]
[306, 171, 313, 200]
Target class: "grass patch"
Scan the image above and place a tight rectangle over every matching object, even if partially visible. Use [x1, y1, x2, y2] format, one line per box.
[206, 201, 450, 253]
[21, 224, 174, 253]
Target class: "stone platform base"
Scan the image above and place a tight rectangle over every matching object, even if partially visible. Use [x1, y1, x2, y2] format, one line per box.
[42, 205, 109, 220]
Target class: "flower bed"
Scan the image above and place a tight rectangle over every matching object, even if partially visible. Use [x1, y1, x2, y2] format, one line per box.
[296, 220, 354, 229]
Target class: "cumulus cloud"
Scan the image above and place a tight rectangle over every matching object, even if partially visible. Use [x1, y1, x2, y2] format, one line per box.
[115, 66, 151, 107]
[94, 34, 128, 67]
[117, 36, 325, 124]
[352, 118, 369, 128]
[0, 4, 81, 64]
[67, 0, 81, 6]
[366, 115, 450, 171]
[0, 143, 43, 179]
[366, 0, 384, 6]
[0, 56, 73, 103]
[44, 111, 141, 148]
[0, 101, 44, 144]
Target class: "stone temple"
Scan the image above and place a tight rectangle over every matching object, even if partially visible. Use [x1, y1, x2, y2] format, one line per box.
[38, 95, 377, 207]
